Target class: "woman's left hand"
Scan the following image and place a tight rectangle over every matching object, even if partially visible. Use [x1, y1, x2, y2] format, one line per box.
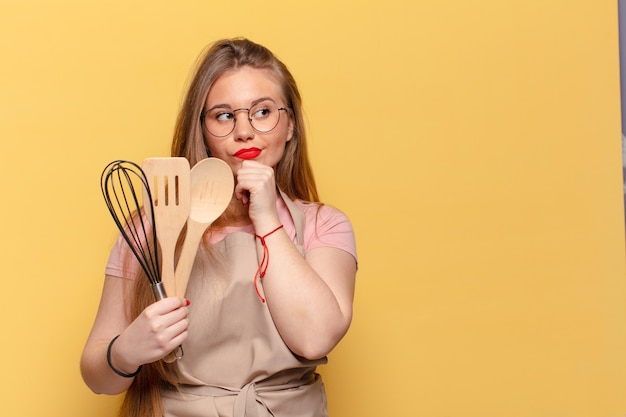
[235, 160, 280, 228]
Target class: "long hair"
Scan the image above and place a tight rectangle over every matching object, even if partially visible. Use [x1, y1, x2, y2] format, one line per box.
[119, 214, 178, 417]
[119, 38, 319, 417]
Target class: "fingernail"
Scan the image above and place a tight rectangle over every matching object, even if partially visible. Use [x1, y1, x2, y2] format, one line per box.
[185, 299, 191, 306]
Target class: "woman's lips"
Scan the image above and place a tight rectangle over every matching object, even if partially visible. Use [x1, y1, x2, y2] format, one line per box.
[234, 147, 261, 160]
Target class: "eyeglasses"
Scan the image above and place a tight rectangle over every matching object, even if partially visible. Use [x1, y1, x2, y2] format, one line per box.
[201, 102, 289, 138]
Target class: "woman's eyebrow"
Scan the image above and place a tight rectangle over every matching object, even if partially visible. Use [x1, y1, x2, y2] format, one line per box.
[206, 103, 231, 112]
[250, 97, 276, 106]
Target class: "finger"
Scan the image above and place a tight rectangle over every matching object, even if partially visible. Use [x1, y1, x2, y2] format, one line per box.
[166, 317, 189, 340]
[161, 316, 189, 345]
[241, 160, 264, 169]
[163, 329, 189, 356]
[234, 184, 250, 205]
[159, 304, 190, 330]
[146, 297, 188, 315]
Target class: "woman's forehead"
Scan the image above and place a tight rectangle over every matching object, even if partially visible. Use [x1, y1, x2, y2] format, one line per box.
[207, 66, 284, 105]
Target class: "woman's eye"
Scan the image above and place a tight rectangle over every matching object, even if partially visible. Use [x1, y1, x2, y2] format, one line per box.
[252, 107, 271, 119]
[216, 112, 234, 122]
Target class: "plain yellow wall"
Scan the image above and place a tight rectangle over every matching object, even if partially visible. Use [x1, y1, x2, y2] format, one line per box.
[1, 1, 625, 416]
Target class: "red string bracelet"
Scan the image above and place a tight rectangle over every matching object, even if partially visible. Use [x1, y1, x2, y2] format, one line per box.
[254, 224, 284, 302]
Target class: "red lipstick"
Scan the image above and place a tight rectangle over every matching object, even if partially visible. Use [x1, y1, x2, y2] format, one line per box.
[234, 147, 261, 160]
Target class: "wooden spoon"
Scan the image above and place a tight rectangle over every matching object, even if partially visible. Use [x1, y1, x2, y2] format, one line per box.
[174, 157, 233, 299]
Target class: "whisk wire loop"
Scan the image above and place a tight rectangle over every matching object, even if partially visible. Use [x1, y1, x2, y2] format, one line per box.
[100, 160, 161, 286]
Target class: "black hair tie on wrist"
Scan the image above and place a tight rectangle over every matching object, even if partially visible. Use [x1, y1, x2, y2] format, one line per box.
[106, 335, 142, 378]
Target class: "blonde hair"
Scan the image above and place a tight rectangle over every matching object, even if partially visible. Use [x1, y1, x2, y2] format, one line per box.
[120, 38, 319, 417]
[171, 37, 318, 202]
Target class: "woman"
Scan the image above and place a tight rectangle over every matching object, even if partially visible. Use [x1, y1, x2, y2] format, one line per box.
[81, 38, 357, 417]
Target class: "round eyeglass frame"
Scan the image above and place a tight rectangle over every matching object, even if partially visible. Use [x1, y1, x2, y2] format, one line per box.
[201, 105, 289, 138]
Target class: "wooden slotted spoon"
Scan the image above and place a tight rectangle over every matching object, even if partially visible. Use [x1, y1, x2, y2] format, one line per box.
[174, 157, 233, 299]
[142, 157, 191, 298]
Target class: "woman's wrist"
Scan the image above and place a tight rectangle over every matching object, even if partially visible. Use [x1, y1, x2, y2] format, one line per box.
[252, 214, 282, 236]
[106, 335, 142, 378]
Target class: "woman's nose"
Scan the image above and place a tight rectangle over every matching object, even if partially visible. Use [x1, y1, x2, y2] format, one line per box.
[232, 111, 255, 141]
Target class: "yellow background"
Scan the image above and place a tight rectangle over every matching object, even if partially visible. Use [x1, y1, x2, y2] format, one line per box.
[1, 1, 625, 416]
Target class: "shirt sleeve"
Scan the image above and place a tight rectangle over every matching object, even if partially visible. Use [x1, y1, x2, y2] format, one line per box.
[301, 203, 358, 264]
[105, 233, 141, 280]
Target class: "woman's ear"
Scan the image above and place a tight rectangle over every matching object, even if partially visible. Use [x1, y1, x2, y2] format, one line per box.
[287, 116, 295, 142]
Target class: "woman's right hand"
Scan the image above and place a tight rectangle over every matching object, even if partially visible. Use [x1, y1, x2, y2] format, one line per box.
[109, 297, 190, 373]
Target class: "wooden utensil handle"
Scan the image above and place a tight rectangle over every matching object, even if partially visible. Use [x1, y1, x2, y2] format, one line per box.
[159, 240, 177, 297]
[174, 219, 207, 299]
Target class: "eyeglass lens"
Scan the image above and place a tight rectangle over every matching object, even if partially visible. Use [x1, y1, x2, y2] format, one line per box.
[204, 102, 283, 137]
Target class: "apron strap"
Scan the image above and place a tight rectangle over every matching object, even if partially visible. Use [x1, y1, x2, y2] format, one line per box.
[233, 382, 274, 417]
[278, 190, 305, 250]
[175, 374, 317, 417]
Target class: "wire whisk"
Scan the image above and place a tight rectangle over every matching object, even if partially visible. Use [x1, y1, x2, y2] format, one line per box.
[100, 160, 166, 298]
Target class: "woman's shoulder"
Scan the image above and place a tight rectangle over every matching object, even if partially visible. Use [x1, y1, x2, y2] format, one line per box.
[292, 199, 357, 260]
[292, 199, 348, 217]
[293, 199, 355, 242]
[293, 200, 351, 226]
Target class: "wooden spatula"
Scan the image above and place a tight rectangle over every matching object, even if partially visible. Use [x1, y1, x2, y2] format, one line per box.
[142, 157, 191, 298]
[174, 157, 233, 299]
